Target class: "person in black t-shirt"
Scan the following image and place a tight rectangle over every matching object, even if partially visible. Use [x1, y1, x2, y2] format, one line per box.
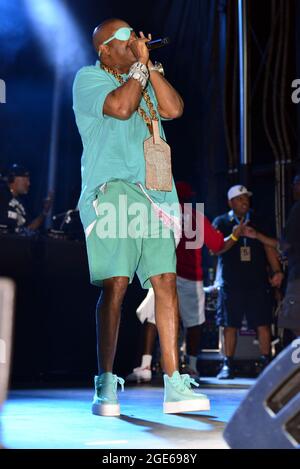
[0, 164, 52, 233]
[213, 185, 284, 379]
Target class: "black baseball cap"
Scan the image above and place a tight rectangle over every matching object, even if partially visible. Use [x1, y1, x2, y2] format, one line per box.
[8, 164, 30, 179]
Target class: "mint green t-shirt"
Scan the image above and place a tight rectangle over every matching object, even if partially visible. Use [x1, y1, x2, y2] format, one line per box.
[72, 61, 179, 234]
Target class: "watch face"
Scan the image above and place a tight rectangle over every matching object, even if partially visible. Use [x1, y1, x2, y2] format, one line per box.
[133, 72, 141, 80]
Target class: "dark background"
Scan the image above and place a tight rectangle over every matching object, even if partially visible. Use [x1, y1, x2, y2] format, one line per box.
[0, 0, 300, 381]
[1, 0, 299, 221]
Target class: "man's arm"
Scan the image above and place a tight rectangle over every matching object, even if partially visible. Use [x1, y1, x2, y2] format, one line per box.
[213, 220, 246, 255]
[242, 225, 284, 287]
[243, 225, 289, 257]
[102, 37, 150, 119]
[103, 67, 183, 120]
[148, 61, 184, 119]
[243, 226, 279, 248]
[203, 216, 224, 253]
[139, 32, 183, 119]
[27, 192, 53, 232]
[27, 214, 45, 231]
[264, 245, 284, 288]
[103, 79, 146, 120]
[102, 37, 183, 120]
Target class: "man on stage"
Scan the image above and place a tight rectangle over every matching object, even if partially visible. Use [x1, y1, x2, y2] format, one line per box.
[73, 18, 210, 416]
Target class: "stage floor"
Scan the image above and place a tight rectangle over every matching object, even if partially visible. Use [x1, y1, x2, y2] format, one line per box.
[2, 378, 255, 449]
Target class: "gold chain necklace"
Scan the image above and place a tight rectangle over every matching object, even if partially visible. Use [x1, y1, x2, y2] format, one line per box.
[101, 64, 158, 133]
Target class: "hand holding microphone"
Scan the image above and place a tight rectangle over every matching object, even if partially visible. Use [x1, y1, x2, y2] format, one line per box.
[130, 31, 170, 63]
[129, 32, 150, 64]
[146, 37, 170, 50]
[139, 31, 170, 50]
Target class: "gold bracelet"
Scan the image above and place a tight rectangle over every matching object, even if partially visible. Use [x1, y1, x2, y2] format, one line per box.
[230, 233, 238, 242]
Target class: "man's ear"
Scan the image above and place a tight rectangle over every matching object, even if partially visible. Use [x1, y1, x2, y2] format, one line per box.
[228, 200, 233, 209]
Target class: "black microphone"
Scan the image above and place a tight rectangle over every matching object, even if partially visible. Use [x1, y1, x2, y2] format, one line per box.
[146, 37, 170, 50]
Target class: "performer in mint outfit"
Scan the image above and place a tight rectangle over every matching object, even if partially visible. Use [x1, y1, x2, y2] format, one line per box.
[73, 17, 210, 416]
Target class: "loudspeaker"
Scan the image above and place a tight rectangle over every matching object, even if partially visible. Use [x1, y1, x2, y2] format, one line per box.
[224, 342, 300, 449]
[0, 278, 15, 449]
[0, 278, 15, 408]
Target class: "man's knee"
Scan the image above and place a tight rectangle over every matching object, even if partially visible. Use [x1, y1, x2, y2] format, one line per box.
[103, 276, 129, 304]
[150, 272, 177, 294]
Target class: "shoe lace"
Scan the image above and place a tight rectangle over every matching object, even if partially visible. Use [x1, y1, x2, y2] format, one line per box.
[176, 374, 200, 392]
[113, 375, 125, 392]
[97, 374, 125, 393]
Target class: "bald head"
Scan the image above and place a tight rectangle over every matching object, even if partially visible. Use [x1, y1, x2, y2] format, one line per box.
[92, 18, 137, 72]
[92, 18, 128, 54]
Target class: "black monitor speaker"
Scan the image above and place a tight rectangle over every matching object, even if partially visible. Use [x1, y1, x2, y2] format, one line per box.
[0, 278, 15, 447]
[224, 341, 300, 449]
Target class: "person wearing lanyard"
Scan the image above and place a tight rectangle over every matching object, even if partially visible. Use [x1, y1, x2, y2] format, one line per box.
[212, 185, 283, 379]
[73, 18, 211, 416]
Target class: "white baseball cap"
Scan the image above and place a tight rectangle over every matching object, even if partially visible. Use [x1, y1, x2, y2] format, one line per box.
[227, 185, 252, 201]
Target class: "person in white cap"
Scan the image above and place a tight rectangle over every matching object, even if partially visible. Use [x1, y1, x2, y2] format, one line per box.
[212, 185, 284, 379]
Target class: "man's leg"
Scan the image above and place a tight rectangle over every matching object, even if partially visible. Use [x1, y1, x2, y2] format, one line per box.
[92, 276, 128, 416]
[138, 321, 157, 375]
[150, 272, 179, 376]
[126, 321, 157, 382]
[144, 321, 158, 355]
[184, 325, 202, 377]
[255, 324, 272, 374]
[96, 276, 129, 374]
[150, 273, 210, 412]
[177, 278, 206, 377]
[257, 325, 271, 356]
[217, 327, 237, 379]
[186, 325, 202, 356]
[224, 327, 238, 357]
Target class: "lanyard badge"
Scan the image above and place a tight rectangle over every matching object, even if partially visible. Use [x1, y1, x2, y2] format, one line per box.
[232, 212, 251, 262]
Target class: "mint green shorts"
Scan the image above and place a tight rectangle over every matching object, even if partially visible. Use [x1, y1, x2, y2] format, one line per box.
[85, 180, 176, 289]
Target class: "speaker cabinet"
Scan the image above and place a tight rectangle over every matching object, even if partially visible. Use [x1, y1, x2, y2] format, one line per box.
[0, 278, 15, 408]
[224, 342, 300, 449]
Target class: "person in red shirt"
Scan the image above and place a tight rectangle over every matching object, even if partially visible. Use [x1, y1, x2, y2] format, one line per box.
[127, 182, 241, 382]
[175, 182, 224, 376]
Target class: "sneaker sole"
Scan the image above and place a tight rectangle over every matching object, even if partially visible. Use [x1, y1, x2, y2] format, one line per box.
[92, 403, 120, 417]
[163, 398, 210, 414]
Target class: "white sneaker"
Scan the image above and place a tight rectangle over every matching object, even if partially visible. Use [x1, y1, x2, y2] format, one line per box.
[126, 366, 152, 383]
[92, 373, 124, 417]
[163, 372, 210, 414]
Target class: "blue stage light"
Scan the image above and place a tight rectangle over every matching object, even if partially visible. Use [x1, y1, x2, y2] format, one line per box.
[0, 0, 30, 62]
[24, 0, 92, 76]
